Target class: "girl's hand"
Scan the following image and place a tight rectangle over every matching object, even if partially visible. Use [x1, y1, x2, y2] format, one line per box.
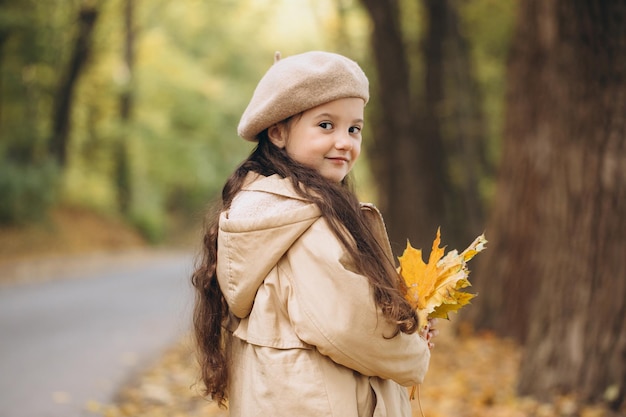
[419, 318, 439, 350]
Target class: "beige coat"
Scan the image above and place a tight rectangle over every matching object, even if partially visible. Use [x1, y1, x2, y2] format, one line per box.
[217, 173, 430, 417]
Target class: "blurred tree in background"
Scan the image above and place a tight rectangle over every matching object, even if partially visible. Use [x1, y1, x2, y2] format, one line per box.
[0, 0, 69, 224]
[360, 0, 510, 252]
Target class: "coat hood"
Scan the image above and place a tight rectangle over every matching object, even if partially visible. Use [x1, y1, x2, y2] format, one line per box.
[217, 174, 322, 318]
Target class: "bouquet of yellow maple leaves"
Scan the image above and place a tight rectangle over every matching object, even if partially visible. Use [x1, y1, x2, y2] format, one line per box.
[398, 228, 487, 401]
[398, 228, 487, 331]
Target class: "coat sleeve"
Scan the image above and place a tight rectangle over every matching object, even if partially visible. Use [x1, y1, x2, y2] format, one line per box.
[284, 218, 431, 386]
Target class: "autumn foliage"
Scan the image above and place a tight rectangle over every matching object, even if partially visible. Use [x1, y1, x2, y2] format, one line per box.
[398, 228, 487, 330]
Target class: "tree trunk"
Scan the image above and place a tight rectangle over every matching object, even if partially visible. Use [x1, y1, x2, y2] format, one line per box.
[0, 0, 8, 132]
[428, 0, 489, 249]
[471, 0, 626, 408]
[117, 0, 135, 214]
[360, 0, 447, 254]
[120, 0, 134, 121]
[418, 0, 452, 248]
[49, 3, 98, 167]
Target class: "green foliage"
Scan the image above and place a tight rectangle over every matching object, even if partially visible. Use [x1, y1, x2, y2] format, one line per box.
[461, 0, 516, 160]
[0, 1, 75, 228]
[56, 0, 350, 241]
[458, 0, 515, 204]
[128, 184, 166, 244]
[0, 0, 513, 245]
[0, 159, 59, 225]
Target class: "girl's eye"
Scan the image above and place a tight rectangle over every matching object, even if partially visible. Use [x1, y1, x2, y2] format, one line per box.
[319, 122, 333, 130]
[349, 126, 362, 134]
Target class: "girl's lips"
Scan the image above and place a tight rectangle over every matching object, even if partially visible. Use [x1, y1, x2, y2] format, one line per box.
[327, 156, 349, 163]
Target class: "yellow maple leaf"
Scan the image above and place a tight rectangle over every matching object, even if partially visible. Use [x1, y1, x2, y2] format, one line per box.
[399, 229, 486, 402]
[430, 282, 476, 319]
[398, 228, 487, 330]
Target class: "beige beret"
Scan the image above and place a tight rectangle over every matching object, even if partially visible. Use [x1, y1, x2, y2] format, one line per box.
[237, 51, 369, 141]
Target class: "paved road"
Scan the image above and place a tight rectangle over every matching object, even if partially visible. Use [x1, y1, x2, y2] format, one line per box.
[0, 251, 194, 417]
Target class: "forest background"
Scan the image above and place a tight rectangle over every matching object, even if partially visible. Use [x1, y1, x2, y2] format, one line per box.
[1, 0, 624, 415]
[0, 0, 510, 243]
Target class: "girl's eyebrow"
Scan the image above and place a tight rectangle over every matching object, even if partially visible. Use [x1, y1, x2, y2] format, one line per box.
[314, 112, 364, 124]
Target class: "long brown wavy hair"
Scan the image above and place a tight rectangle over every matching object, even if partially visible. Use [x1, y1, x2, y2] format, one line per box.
[191, 129, 419, 407]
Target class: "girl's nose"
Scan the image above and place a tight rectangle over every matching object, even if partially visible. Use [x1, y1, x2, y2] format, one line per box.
[335, 133, 353, 150]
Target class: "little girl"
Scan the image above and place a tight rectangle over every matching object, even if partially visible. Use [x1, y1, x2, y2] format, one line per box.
[192, 51, 436, 417]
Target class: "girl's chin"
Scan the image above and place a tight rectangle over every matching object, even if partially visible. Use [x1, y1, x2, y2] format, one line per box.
[321, 172, 349, 183]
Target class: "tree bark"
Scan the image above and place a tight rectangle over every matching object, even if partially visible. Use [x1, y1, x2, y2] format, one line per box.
[471, 0, 626, 408]
[117, 0, 135, 214]
[49, 3, 98, 167]
[360, 0, 447, 254]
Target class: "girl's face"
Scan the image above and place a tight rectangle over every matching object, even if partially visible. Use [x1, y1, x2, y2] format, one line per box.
[268, 97, 364, 183]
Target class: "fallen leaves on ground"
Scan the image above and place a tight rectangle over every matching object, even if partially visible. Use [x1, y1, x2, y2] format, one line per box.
[89, 324, 618, 417]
